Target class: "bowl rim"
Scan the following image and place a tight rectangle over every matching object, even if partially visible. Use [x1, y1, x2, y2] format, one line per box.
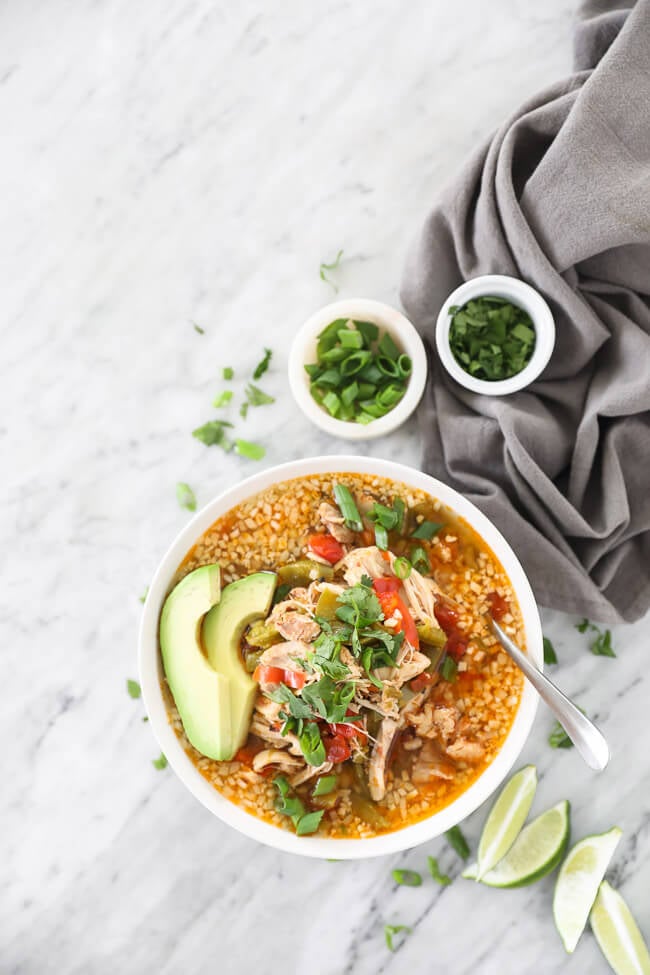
[138, 455, 542, 860]
[288, 298, 427, 440]
[435, 274, 556, 396]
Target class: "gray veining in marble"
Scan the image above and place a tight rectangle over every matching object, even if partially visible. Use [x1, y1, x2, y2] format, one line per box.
[2, 1, 648, 973]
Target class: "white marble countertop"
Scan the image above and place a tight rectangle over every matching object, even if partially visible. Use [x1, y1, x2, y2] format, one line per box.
[4, 0, 649, 972]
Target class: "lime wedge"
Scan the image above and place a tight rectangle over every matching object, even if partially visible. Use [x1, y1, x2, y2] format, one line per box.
[476, 765, 537, 879]
[553, 826, 622, 953]
[591, 881, 650, 975]
[461, 862, 479, 880]
[472, 800, 570, 888]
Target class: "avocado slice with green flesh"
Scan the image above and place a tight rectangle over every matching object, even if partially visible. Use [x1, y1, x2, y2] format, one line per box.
[202, 571, 277, 758]
[159, 564, 231, 760]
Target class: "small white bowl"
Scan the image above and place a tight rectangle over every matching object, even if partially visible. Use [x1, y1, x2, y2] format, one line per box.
[288, 299, 427, 439]
[138, 455, 543, 860]
[436, 275, 555, 396]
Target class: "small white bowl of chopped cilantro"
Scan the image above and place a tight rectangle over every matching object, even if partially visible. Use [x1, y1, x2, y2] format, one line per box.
[289, 299, 427, 439]
[436, 275, 555, 396]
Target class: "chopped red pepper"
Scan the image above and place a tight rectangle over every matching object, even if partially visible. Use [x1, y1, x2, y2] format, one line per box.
[434, 600, 460, 635]
[253, 664, 307, 690]
[487, 590, 509, 621]
[324, 734, 351, 764]
[307, 533, 345, 565]
[328, 721, 365, 739]
[410, 671, 437, 693]
[445, 631, 468, 661]
[372, 577, 420, 649]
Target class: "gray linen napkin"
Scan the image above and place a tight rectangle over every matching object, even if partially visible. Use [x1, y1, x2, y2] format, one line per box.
[401, 0, 650, 624]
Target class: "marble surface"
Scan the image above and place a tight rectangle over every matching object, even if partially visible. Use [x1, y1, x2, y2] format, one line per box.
[3, 0, 649, 972]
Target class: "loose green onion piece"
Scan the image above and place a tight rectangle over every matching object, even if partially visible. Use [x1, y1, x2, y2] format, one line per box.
[393, 557, 412, 580]
[379, 332, 401, 360]
[445, 825, 470, 861]
[295, 809, 325, 835]
[549, 720, 573, 748]
[126, 679, 141, 699]
[322, 390, 341, 417]
[441, 656, 458, 682]
[427, 856, 452, 886]
[384, 925, 412, 952]
[319, 249, 344, 291]
[590, 627, 616, 657]
[176, 482, 197, 512]
[240, 402, 249, 420]
[252, 347, 272, 380]
[543, 636, 558, 665]
[234, 439, 265, 460]
[448, 296, 536, 381]
[412, 520, 444, 541]
[392, 869, 422, 887]
[374, 523, 389, 551]
[192, 322, 205, 334]
[245, 383, 275, 406]
[410, 545, 430, 574]
[333, 483, 363, 532]
[213, 390, 233, 408]
[313, 774, 337, 797]
[223, 367, 234, 380]
[338, 328, 364, 350]
[392, 498, 406, 532]
[152, 753, 168, 770]
[397, 354, 412, 377]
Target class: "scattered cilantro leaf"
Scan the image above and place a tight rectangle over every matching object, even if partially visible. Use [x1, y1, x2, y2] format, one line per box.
[445, 825, 470, 860]
[253, 347, 272, 380]
[543, 636, 558, 665]
[192, 420, 233, 449]
[126, 679, 141, 699]
[576, 618, 591, 633]
[428, 856, 452, 885]
[384, 924, 412, 952]
[176, 482, 197, 511]
[320, 249, 344, 292]
[448, 296, 536, 381]
[590, 628, 616, 658]
[152, 753, 168, 770]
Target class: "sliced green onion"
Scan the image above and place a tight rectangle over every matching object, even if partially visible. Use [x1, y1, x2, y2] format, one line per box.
[445, 825, 470, 860]
[393, 557, 411, 580]
[304, 363, 320, 379]
[316, 319, 347, 358]
[312, 367, 342, 387]
[313, 774, 337, 797]
[379, 332, 401, 360]
[355, 320, 379, 344]
[357, 381, 376, 398]
[397, 354, 412, 377]
[341, 381, 359, 406]
[427, 856, 452, 885]
[376, 355, 400, 378]
[412, 520, 444, 541]
[213, 390, 233, 408]
[410, 544, 430, 574]
[357, 363, 384, 384]
[376, 383, 404, 408]
[340, 350, 372, 377]
[392, 498, 406, 532]
[375, 523, 388, 550]
[392, 868, 422, 887]
[322, 391, 341, 416]
[441, 656, 458, 682]
[320, 346, 349, 364]
[338, 328, 364, 350]
[333, 483, 363, 531]
[295, 809, 325, 835]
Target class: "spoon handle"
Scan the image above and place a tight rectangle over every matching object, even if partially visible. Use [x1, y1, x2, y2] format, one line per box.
[490, 620, 610, 772]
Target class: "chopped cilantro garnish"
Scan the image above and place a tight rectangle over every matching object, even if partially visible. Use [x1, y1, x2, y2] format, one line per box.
[192, 420, 233, 448]
[448, 296, 536, 381]
[543, 636, 558, 665]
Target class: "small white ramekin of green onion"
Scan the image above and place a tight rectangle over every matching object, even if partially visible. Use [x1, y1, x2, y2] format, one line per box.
[288, 299, 427, 440]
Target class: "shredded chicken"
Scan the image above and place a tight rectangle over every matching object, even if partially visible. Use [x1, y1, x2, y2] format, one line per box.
[431, 706, 459, 744]
[402, 569, 441, 623]
[445, 739, 485, 763]
[338, 545, 389, 585]
[412, 740, 457, 783]
[289, 760, 334, 787]
[270, 599, 321, 643]
[252, 749, 303, 773]
[318, 501, 355, 543]
[368, 717, 399, 801]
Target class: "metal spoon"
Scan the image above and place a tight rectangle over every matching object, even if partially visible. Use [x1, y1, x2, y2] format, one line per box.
[490, 618, 610, 772]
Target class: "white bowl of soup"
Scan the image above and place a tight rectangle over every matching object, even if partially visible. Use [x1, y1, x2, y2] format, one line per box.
[139, 457, 542, 859]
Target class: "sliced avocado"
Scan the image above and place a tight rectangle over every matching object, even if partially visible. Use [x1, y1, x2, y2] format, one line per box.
[159, 564, 231, 760]
[202, 572, 277, 758]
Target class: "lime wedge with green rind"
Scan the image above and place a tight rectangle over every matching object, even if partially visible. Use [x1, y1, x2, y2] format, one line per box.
[476, 764, 537, 879]
[553, 826, 622, 953]
[471, 800, 570, 888]
[591, 880, 650, 975]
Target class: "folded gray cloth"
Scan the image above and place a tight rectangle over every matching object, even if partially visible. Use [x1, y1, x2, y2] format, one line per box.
[401, 0, 650, 624]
